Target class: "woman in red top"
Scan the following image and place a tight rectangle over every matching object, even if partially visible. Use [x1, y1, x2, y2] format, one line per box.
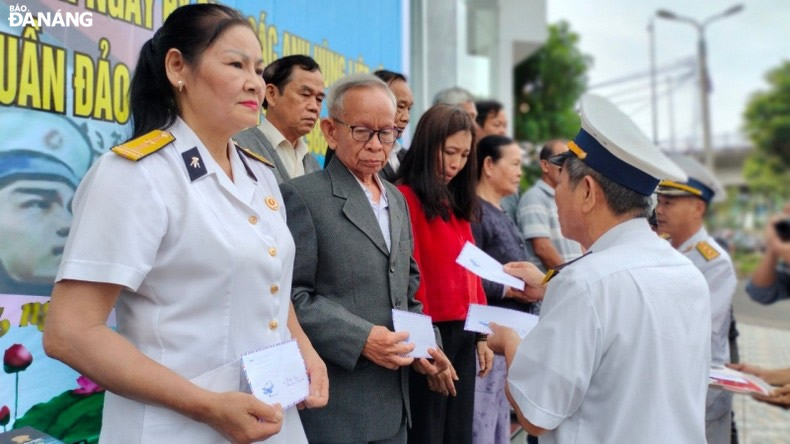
[397, 105, 494, 444]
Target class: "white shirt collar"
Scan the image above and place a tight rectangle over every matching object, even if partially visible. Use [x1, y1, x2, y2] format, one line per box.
[259, 117, 308, 178]
[589, 217, 651, 253]
[678, 226, 708, 253]
[351, 170, 389, 205]
[259, 118, 308, 156]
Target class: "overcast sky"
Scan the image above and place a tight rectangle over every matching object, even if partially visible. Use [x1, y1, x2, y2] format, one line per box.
[547, 0, 789, 151]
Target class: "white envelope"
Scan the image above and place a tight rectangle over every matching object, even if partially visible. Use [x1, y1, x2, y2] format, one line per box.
[241, 340, 309, 408]
[455, 242, 525, 291]
[464, 303, 538, 338]
[392, 309, 437, 359]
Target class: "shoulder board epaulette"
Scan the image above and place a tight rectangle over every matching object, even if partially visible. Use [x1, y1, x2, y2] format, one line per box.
[235, 144, 275, 168]
[541, 251, 593, 284]
[111, 130, 174, 161]
[695, 241, 720, 262]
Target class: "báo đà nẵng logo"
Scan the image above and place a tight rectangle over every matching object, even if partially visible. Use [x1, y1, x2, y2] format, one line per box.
[8, 4, 93, 28]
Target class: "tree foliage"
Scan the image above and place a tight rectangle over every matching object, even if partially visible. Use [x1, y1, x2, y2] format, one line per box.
[742, 60, 790, 197]
[513, 21, 592, 143]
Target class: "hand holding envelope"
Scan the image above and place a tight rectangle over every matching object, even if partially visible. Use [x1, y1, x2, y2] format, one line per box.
[503, 262, 547, 302]
[455, 242, 547, 302]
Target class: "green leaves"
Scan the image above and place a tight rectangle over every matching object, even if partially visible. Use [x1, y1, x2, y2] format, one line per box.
[514, 21, 592, 143]
[13, 390, 103, 444]
[742, 61, 790, 197]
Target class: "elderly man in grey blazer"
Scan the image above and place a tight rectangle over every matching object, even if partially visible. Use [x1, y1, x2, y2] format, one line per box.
[234, 55, 324, 183]
[281, 74, 453, 444]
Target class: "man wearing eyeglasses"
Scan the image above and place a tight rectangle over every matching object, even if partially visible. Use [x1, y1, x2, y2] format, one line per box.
[516, 140, 584, 314]
[280, 74, 451, 444]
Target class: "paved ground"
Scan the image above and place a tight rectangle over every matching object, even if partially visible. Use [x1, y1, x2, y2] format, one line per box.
[732, 323, 790, 444]
[733, 280, 790, 331]
[732, 280, 790, 444]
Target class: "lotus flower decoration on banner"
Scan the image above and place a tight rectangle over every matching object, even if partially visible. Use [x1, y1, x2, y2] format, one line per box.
[3, 344, 33, 373]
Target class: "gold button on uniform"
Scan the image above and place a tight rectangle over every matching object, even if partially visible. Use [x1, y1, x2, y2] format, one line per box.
[268, 247, 277, 257]
[269, 320, 279, 330]
[265, 196, 279, 211]
[248, 215, 258, 225]
[270, 284, 279, 294]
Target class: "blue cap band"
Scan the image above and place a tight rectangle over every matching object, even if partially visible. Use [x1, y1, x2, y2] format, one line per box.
[0, 150, 80, 188]
[686, 177, 715, 203]
[572, 129, 660, 196]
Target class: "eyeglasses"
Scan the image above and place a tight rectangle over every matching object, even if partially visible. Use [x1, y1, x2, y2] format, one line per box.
[334, 119, 398, 144]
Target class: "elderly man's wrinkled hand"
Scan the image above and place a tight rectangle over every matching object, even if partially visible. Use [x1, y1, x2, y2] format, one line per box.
[362, 326, 415, 370]
[412, 347, 450, 376]
[427, 363, 458, 397]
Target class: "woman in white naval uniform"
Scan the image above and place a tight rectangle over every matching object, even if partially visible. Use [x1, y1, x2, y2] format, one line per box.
[42, 4, 327, 443]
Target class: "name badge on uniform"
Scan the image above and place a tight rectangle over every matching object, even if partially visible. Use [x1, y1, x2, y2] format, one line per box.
[181, 147, 207, 181]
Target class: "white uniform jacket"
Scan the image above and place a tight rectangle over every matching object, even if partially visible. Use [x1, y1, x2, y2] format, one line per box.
[679, 226, 736, 421]
[507, 218, 711, 444]
[57, 118, 306, 443]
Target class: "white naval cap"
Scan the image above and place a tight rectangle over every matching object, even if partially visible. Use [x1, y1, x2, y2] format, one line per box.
[655, 153, 725, 203]
[562, 94, 687, 196]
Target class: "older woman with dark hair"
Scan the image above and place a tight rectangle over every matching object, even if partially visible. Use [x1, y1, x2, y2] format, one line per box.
[471, 135, 537, 444]
[397, 105, 494, 444]
[42, 4, 326, 442]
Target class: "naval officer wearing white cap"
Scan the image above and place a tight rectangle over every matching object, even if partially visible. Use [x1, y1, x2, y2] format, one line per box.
[656, 154, 736, 444]
[486, 94, 711, 444]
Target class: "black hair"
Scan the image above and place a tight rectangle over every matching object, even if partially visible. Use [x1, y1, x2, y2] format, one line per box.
[262, 55, 321, 109]
[476, 135, 515, 180]
[373, 69, 407, 85]
[129, 4, 253, 139]
[539, 139, 566, 161]
[398, 105, 478, 221]
[474, 100, 503, 128]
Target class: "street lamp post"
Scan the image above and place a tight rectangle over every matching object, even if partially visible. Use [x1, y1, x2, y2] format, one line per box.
[655, 4, 744, 173]
[647, 18, 658, 145]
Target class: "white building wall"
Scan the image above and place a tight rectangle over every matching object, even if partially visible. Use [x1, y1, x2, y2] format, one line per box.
[408, 0, 547, 139]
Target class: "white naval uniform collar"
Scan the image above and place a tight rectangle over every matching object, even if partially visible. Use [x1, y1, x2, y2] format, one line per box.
[678, 226, 708, 254]
[172, 117, 257, 206]
[588, 217, 651, 253]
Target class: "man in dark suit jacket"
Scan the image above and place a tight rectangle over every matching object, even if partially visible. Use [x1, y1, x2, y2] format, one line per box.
[373, 70, 413, 183]
[234, 55, 324, 183]
[281, 74, 451, 444]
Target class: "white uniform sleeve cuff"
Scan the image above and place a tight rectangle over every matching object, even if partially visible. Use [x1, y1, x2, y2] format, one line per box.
[507, 378, 566, 430]
[57, 260, 147, 292]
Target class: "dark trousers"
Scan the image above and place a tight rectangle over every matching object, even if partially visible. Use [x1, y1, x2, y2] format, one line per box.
[408, 321, 476, 444]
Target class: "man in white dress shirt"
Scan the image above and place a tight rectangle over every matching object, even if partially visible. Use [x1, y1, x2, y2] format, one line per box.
[234, 55, 325, 183]
[487, 94, 711, 444]
[656, 154, 736, 444]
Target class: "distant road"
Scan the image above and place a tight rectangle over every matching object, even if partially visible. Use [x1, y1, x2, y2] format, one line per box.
[733, 280, 790, 330]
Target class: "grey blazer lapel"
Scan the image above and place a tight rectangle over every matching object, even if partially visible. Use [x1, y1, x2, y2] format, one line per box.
[255, 128, 291, 182]
[386, 182, 403, 264]
[328, 158, 389, 256]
